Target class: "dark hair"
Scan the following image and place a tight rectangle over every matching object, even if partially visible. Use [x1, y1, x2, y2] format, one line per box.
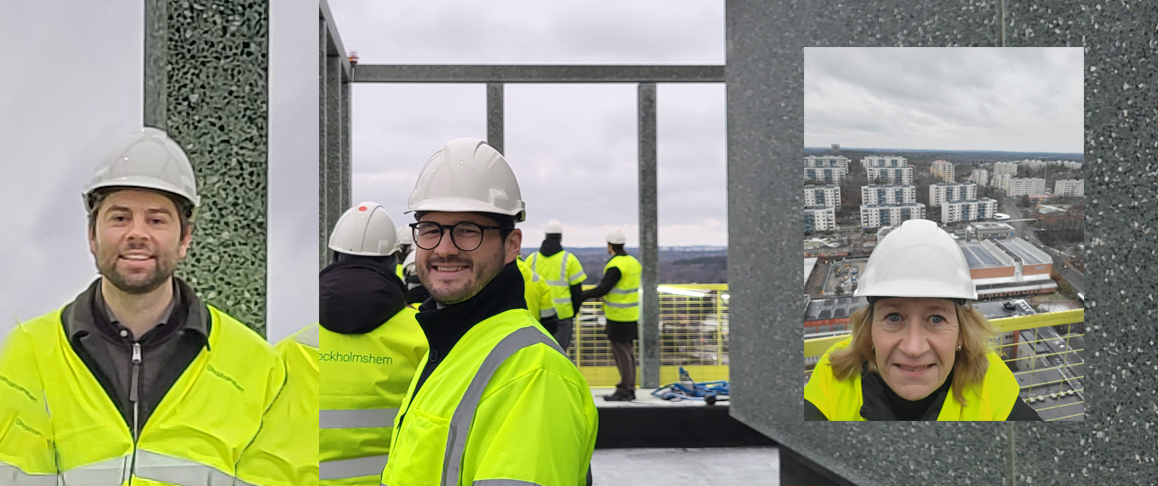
[87, 188, 194, 238]
[610, 243, 626, 253]
[332, 252, 397, 268]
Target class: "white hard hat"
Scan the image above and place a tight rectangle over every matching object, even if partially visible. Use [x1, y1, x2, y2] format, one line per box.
[855, 219, 977, 301]
[328, 201, 398, 256]
[606, 228, 627, 245]
[84, 127, 201, 212]
[545, 219, 564, 235]
[406, 138, 526, 222]
[396, 225, 414, 247]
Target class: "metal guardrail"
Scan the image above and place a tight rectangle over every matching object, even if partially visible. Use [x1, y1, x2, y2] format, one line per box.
[571, 284, 729, 387]
[803, 309, 1086, 421]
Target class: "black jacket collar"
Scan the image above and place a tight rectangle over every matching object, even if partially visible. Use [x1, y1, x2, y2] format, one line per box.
[319, 258, 407, 334]
[416, 261, 526, 358]
[859, 364, 953, 421]
[64, 277, 209, 347]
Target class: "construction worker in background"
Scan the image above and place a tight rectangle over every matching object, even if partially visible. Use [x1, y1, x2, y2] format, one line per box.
[395, 225, 414, 281]
[303, 201, 428, 485]
[0, 127, 301, 484]
[401, 249, 429, 306]
[380, 138, 597, 486]
[527, 219, 587, 351]
[582, 229, 642, 401]
[517, 256, 561, 335]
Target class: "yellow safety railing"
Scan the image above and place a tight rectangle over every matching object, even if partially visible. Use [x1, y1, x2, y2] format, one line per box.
[571, 284, 729, 387]
[803, 308, 1085, 421]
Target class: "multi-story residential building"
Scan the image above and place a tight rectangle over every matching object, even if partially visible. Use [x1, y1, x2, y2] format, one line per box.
[861, 155, 908, 170]
[1054, 179, 1085, 197]
[805, 205, 836, 232]
[860, 202, 926, 229]
[1005, 178, 1047, 197]
[805, 166, 848, 185]
[930, 182, 978, 207]
[805, 155, 851, 171]
[970, 168, 989, 187]
[805, 184, 841, 208]
[942, 198, 998, 223]
[861, 184, 916, 205]
[867, 166, 913, 185]
[931, 160, 955, 183]
[993, 162, 1019, 176]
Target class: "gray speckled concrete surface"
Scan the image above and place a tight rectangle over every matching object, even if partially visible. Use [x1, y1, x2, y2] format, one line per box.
[726, 0, 1157, 485]
[147, 0, 270, 335]
[1004, 1, 1158, 484]
[591, 447, 779, 486]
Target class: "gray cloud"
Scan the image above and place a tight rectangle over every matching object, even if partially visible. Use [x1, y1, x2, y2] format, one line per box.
[804, 47, 1083, 152]
[337, 2, 727, 247]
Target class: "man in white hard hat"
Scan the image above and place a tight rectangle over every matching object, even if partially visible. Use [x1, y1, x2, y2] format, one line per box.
[527, 219, 588, 351]
[582, 228, 643, 401]
[278, 201, 427, 485]
[380, 138, 598, 486]
[0, 128, 300, 483]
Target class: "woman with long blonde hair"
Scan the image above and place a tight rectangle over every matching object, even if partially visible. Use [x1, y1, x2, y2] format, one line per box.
[804, 219, 1041, 421]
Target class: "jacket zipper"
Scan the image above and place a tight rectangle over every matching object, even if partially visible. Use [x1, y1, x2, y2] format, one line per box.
[129, 342, 142, 483]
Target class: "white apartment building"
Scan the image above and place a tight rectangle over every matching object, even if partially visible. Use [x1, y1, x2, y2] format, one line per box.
[805, 185, 841, 208]
[992, 173, 1012, 190]
[867, 166, 913, 185]
[1054, 179, 1085, 197]
[942, 198, 998, 223]
[1060, 161, 1083, 170]
[861, 184, 916, 205]
[805, 166, 848, 185]
[971, 168, 989, 187]
[805, 155, 851, 171]
[931, 160, 955, 183]
[805, 205, 836, 232]
[861, 155, 908, 169]
[993, 162, 1019, 176]
[1005, 178, 1047, 196]
[930, 182, 978, 207]
[860, 202, 926, 229]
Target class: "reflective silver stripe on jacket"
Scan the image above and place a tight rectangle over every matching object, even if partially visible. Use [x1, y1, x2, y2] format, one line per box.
[552, 297, 571, 305]
[474, 480, 547, 486]
[540, 307, 557, 319]
[0, 463, 58, 486]
[605, 302, 638, 308]
[57, 451, 250, 486]
[608, 287, 639, 295]
[440, 327, 566, 486]
[320, 408, 399, 429]
[133, 450, 250, 486]
[320, 454, 389, 481]
[296, 323, 320, 348]
[61, 455, 127, 486]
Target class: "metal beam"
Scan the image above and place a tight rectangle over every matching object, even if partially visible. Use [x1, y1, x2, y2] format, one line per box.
[352, 65, 725, 84]
[143, 0, 166, 130]
[486, 83, 504, 154]
[638, 82, 660, 388]
[319, 0, 351, 80]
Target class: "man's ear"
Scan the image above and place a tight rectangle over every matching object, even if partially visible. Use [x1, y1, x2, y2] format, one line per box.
[505, 229, 523, 264]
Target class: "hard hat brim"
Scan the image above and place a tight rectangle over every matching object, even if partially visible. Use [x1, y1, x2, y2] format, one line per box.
[854, 280, 977, 301]
[406, 197, 526, 222]
[84, 176, 201, 210]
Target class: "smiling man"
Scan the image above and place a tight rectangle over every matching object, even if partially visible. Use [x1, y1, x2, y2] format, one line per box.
[380, 138, 598, 486]
[0, 128, 301, 484]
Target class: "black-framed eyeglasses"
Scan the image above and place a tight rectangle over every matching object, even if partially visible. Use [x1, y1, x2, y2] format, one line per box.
[410, 221, 510, 252]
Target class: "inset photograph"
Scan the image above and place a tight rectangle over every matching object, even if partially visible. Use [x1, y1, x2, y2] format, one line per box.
[801, 47, 1086, 422]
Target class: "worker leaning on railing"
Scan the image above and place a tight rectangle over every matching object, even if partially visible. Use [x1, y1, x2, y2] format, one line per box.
[804, 219, 1042, 422]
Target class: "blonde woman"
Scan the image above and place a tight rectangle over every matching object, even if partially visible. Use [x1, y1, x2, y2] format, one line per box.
[805, 219, 1041, 421]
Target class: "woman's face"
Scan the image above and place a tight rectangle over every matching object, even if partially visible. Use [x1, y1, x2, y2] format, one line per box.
[871, 297, 961, 401]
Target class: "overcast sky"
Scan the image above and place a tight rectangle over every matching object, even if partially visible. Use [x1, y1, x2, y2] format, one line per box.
[330, 0, 727, 248]
[804, 47, 1084, 153]
[0, 0, 725, 340]
[0, 1, 317, 342]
